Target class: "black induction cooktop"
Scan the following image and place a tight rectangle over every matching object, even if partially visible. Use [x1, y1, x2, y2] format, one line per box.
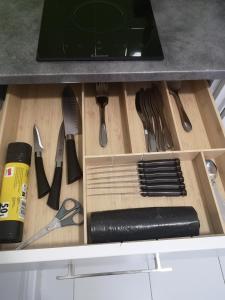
[37, 0, 164, 61]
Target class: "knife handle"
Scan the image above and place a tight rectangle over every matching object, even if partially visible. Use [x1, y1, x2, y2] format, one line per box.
[35, 153, 50, 199]
[141, 190, 187, 197]
[137, 159, 180, 167]
[66, 137, 82, 184]
[140, 184, 185, 191]
[47, 165, 63, 210]
[139, 171, 183, 180]
[138, 165, 181, 174]
[139, 177, 184, 185]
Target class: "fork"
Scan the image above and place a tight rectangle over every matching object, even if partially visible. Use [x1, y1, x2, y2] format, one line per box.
[96, 83, 109, 147]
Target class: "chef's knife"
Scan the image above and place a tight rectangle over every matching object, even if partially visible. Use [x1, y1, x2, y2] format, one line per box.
[62, 86, 82, 184]
[33, 125, 50, 199]
[47, 122, 64, 210]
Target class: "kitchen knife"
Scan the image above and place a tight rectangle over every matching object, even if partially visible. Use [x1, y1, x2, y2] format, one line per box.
[62, 86, 82, 184]
[88, 171, 184, 181]
[88, 183, 185, 190]
[33, 125, 50, 198]
[47, 122, 64, 210]
[141, 190, 187, 197]
[87, 177, 185, 186]
[137, 159, 180, 167]
[0, 85, 7, 110]
[90, 165, 181, 176]
[87, 159, 181, 170]
[139, 165, 181, 173]
[140, 184, 185, 191]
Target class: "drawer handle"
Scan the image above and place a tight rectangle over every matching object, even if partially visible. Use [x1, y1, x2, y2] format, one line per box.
[56, 253, 172, 280]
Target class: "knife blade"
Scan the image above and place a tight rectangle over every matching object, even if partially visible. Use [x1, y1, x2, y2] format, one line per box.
[33, 125, 50, 199]
[62, 86, 82, 184]
[47, 122, 64, 210]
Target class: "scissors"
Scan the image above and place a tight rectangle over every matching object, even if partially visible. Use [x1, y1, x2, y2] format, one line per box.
[16, 198, 83, 250]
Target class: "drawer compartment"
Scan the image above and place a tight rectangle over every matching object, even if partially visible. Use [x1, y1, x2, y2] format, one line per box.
[167, 81, 225, 150]
[0, 85, 84, 249]
[85, 151, 224, 242]
[0, 80, 225, 252]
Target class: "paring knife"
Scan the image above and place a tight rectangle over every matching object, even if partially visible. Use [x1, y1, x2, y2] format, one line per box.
[33, 125, 50, 199]
[47, 122, 64, 210]
[62, 86, 82, 184]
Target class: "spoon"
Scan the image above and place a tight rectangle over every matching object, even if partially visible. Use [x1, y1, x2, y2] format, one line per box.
[206, 160, 225, 221]
[167, 81, 192, 132]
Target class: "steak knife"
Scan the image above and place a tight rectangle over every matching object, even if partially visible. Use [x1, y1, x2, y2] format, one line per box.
[47, 122, 64, 210]
[33, 125, 50, 198]
[62, 86, 82, 184]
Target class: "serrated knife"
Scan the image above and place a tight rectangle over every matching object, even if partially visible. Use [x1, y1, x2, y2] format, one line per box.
[47, 122, 64, 210]
[33, 125, 50, 198]
[62, 86, 82, 184]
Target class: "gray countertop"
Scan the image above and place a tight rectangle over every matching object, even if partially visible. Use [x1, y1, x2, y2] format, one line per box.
[0, 0, 225, 84]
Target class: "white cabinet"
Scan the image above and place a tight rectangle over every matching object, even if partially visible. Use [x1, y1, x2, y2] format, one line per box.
[150, 256, 225, 300]
[73, 255, 154, 300]
[1, 253, 225, 300]
[0, 267, 73, 300]
[219, 256, 225, 282]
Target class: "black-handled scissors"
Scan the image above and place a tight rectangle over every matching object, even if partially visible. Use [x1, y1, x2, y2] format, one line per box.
[17, 199, 83, 250]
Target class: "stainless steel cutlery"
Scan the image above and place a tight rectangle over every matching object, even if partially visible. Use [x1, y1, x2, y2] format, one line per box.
[168, 81, 192, 132]
[96, 83, 109, 147]
[135, 86, 174, 152]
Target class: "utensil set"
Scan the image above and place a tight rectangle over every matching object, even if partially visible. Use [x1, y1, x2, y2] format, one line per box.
[135, 86, 174, 152]
[87, 158, 187, 197]
[95, 82, 192, 149]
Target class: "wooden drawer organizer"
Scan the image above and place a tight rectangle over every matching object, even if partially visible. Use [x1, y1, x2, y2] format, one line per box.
[0, 81, 225, 250]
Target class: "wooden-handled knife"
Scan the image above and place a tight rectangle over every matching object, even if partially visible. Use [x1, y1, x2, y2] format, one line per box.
[62, 86, 82, 184]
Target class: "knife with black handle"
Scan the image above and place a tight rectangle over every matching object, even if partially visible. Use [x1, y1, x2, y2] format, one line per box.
[137, 159, 180, 168]
[138, 165, 181, 174]
[47, 123, 64, 210]
[33, 125, 50, 199]
[140, 184, 185, 191]
[139, 171, 183, 180]
[141, 190, 187, 197]
[62, 86, 82, 184]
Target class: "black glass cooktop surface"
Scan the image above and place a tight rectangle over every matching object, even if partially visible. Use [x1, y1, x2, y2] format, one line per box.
[37, 0, 164, 61]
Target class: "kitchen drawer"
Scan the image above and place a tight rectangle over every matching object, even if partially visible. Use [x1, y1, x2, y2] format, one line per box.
[0, 81, 225, 265]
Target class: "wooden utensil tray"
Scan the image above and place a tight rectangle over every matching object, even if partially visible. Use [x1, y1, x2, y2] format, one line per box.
[0, 81, 225, 250]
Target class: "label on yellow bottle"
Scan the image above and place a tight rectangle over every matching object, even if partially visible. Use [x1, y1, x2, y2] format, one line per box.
[0, 162, 30, 222]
